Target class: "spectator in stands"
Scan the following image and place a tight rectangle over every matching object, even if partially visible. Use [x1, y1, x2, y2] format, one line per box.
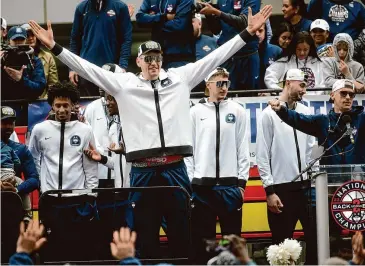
[29, 82, 98, 193]
[310, 19, 334, 58]
[194, 14, 218, 61]
[257, 23, 282, 90]
[185, 67, 249, 264]
[0, 106, 39, 220]
[69, 0, 132, 96]
[270, 21, 293, 54]
[268, 79, 365, 165]
[282, 0, 312, 33]
[84, 90, 131, 188]
[265, 31, 324, 94]
[192, 13, 218, 92]
[1, 17, 7, 42]
[1, 26, 46, 100]
[323, 33, 365, 93]
[84, 63, 124, 188]
[307, 0, 365, 41]
[22, 24, 58, 98]
[257, 69, 317, 264]
[201, 0, 261, 91]
[29, 5, 271, 258]
[136, 0, 195, 68]
[354, 29, 365, 68]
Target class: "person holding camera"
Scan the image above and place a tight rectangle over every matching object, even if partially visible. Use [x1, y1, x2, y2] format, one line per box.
[1, 26, 46, 101]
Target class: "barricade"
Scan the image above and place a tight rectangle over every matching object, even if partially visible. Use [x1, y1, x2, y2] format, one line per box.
[38, 186, 192, 264]
[1, 191, 25, 263]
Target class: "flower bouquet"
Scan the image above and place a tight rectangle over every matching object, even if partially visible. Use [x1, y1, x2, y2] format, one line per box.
[266, 239, 302, 265]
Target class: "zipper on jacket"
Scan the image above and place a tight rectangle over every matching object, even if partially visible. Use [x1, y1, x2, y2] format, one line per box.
[152, 80, 166, 148]
[118, 127, 124, 187]
[58, 122, 66, 190]
[292, 128, 303, 181]
[214, 102, 221, 184]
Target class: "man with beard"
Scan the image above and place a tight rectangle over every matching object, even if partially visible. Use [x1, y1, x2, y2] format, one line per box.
[257, 69, 317, 264]
[69, 0, 132, 96]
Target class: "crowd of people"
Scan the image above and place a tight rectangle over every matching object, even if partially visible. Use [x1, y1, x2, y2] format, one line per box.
[1, 0, 365, 264]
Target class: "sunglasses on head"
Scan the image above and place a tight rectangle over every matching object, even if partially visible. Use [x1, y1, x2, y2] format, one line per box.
[207, 80, 231, 88]
[339, 91, 356, 98]
[140, 55, 163, 63]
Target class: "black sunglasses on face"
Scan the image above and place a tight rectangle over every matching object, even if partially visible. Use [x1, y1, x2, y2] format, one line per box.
[140, 55, 163, 63]
[207, 80, 231, 88]
[339, 91, 356, 98]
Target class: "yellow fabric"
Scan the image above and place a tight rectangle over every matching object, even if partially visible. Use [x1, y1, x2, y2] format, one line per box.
[38, 49, 59, 98]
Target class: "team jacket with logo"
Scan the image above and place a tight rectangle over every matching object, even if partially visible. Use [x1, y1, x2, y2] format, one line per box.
[84, 98, 115, 180]
[51, 31, 254, 162]
[185, 98, 250, 189]
[256, 103, 315, 195]
[29, 120, 98, 193]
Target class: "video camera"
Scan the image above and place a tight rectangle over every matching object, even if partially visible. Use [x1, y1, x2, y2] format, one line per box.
[1, 44, 34, 70]
[194, 0, 217, 13]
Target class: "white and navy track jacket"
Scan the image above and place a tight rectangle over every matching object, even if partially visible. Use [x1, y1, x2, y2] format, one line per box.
[29, 120, 98, 193]
[256, 102, 315, 195]
[185, 98, 250, 189]
[50, 30, 255, 162]
[84, 98, 115, 180]
[101, 120, 131, 188]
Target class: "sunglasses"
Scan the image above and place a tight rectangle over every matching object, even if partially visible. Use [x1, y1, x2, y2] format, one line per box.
[207, 80, 231, 88]
[339, 91, 356, 98]
[140, 55, 163, 63]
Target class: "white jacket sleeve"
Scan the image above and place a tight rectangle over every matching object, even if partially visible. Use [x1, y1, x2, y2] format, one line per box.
[256, 110, 275, 188]
[236, 106, 250, 183]
[184, 108, 196, 182]
[83, 129, 99, 189]
[56, 47, 130, 97]
[28, 125, 41, 175]
[264, 61, 286, 90]
[175, 34, 248, 90]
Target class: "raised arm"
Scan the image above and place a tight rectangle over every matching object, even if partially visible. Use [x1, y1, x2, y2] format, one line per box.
[268, 99, 326, 138]
[176, 5, 272, 89]
[29, 20, 129, 98]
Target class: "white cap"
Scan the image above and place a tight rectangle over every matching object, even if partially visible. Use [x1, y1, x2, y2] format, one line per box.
[21, 23, 31, 31]
[285, 69, 307, 83]
[205, 67, 229, 82]
[194, 13, 202, 22]
[1, 17, 7, 30]
[310, 19, 330, 31]
[332, 79, 355, 93]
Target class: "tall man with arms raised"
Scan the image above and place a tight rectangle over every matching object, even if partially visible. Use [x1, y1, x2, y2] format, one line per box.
[28, 6, 272, 257]
[256, 69, 317, 264]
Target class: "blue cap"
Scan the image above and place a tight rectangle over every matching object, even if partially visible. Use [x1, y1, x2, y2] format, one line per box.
[7, 26, 27, 40]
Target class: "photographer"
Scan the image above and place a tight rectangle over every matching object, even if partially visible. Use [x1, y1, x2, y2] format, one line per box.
[1, 26, 46, 100]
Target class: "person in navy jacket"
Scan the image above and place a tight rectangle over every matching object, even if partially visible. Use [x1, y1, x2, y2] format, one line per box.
[307, 0, 365, 41]
[69, 0, 132, 96]
[282, 0, 312, 33]
[136, 0, 196, 68]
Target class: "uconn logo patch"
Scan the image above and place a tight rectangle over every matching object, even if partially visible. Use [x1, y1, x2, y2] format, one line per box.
[226, 113, 236, 123]
[70, 135, 81, 146]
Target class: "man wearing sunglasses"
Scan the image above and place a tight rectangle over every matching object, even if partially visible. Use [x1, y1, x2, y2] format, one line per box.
[256, 69, 317, 264]
[27, 4, 272, 258]
[185, 67, 250, 264]
[268, 79, 365, 165]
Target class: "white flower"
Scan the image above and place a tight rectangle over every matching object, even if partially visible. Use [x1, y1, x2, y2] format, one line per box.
[281, 239, 302, 262]
[266, 239, 302, 265]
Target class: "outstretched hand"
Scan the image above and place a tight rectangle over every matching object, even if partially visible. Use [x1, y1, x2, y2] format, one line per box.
[110, 227, 137, 260]
[84, 143, 102, 162]
[108, 142, 125, 155]
[16, 220, 47, 254]
[246, 5, 272, 35]
[28, 20, 55, 49]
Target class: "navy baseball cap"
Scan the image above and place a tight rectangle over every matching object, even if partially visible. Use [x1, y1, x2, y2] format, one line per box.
[1, 106, 17, 120]
[8, 26, 27, 40]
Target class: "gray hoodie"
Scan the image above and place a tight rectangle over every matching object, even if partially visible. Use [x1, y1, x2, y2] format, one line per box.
[322, 33, 365, 88]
